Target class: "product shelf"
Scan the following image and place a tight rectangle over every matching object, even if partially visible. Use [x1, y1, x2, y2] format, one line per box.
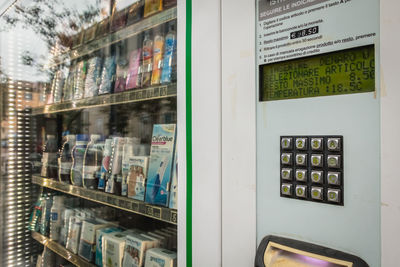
[32, 176, 178, 225]
[31, 83, 176, 115]
[31, 231, 96, 267]
[49, 7, 177, 68]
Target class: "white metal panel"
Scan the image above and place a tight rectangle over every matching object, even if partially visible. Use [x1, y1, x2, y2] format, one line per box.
[192, 0, 222, 266]
[380, 1, 400, 266]
[221, 0, 257, 267]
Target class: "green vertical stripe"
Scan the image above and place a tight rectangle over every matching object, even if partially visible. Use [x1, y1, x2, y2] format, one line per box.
[186, 0, 193, 266]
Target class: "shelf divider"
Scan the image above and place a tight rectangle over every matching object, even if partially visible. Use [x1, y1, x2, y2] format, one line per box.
[32, 175, 178, 225]
[31, 231, 96, 267]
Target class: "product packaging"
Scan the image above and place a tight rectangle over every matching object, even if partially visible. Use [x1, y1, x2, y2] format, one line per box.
[103, 231, 129, 267]
[146, 232, 167, 249]
[141, 31, 153, 87]
[28, 194, 45, 232]
[99, 138, 113, 190]
[127, 156, 149, 200]
[58, 134, 76, 183]
[60, 208, 75, 246]
[145, 124, 176, 206]
[125, 49, 142, 90]
[50, 196, 66, 241]
[96, 18, 110, 37]
[41, 135, 58, 179]
[83, 134, 104, 189]
[63, 65, 75, 102]
[114, 57, 129, 93]
[52, 68, 66, 103]
[84, 56, 103, 98]
[95, 227, 122, 267]
[168, 149, 177, 209]
[111, 9, 127, 32]
[144, 248, 177, 267]
[99, 56, 116, 95]
[151, 27, 164, 85]
[71, 134, 89, 186]
[163, 0, 176, 9]
[126, 0, 144, 25]
[73, 60, 87, 100]
[160, 22, 176, 84]
[153, 230, 173, 250]
[66, 215, 83, 254]
[39, 194, 53, 236]
[143, 0, 163, 17]
[122, 233, 156, 267]
[106, 137, 125, 194]
[78, 220, 110, 262]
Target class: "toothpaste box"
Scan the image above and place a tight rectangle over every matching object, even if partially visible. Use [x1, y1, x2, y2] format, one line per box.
[78, 220, 110, 262]
[127, 156, 149, 201]
[95, 227, 122, 267]
[145, 124, 177, 206]
[103, 231, 130, 267]
[144, 248, 177, 267]
[122, 233, 157, 267]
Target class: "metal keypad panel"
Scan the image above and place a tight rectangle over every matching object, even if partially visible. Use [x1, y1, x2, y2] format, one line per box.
[280, 136, 344, 205]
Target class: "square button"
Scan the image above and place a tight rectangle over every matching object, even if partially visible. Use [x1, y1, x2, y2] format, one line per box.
[311, 154, 323, 167]
[311, 187, 323, 200]
[295, 185, 307, 198]
[327, 189, 341, 203]
[311, 138, 323, 151]
[295, 169, 307, 182]
[327, 172, 341, 185]
[295, 138, 307, 150]
[327, 138, 341, 151]
[311, 170, 323, 184]
[327, 155, 341, 168]
[281, 168, 292, 180]
[281, 183, 292, 196]
[295, 154, 307, 166]
[281, 153, 292, 165]
[281, 137, 293, 150]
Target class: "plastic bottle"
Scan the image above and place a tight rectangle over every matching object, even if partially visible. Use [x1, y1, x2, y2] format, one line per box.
[98, 138, 113, 190]
[151, 27, 165, 85]
[161, 22, 177, 84]
[41, 135, 58, 179]
[83, 134, 104, 189]
[49, 195, 65, 241]
[40, 194, 53, 236]
[141, 31, 153, 87]
[105, 137, 125, 194]
[58, 134, 76, 183]
[70, 134, 89, 186]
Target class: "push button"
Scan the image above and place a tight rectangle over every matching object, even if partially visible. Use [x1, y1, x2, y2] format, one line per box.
[295, 185, 307, 198]
[311, 170, 323, 184]
[311, 187, 323, 200]
[311, 154, 323, 167]
[281, 184, 292, 196]
[295, 154, 307, 166]
[295, 138, 307, 150]
[327, 189, 341, 203]
[327, 155, 341, 168]
[327, 138, 341, 151]
[281, 153, 292, 165]
[281, 168, 292, 180]
[311, 138, 323, 151]
[281, 137, 293, 150]
[295, 169, 307, 182]
[327, 172, 341, 185]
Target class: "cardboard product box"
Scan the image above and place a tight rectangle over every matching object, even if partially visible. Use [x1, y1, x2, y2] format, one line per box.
[140, 234, 161, 248]
[78, 220, 110, 262]
[143, 0, 163, 17]
[95, 227, 122, 267]
[122, 233, 156, 267]
[153, 230, 173, 250]
[159, 228, 177, 250]
[146, 232, 167, 249]
[145, 124, 177, 206]
[168, 149, 177, 209]
[103, 231, 130, 267]
[127, 156, 149, 201]
[144, 248, 177, 267]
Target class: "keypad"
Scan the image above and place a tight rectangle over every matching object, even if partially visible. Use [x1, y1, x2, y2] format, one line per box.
[280, 136, 344, 205]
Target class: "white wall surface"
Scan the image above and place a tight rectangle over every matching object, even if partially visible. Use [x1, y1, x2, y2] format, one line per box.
[380, 1, 400, 266]
[221, 0, 257, 267]
[191, 0, 222, 266]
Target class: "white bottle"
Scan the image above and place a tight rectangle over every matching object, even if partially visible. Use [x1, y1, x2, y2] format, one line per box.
[49, 196, 65, 241]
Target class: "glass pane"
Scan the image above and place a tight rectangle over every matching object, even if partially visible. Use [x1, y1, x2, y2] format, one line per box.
[0, 0, 178, 266]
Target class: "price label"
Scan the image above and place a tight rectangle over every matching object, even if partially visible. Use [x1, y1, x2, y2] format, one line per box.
[96, 194, 107, 203]
[107, 196, 118, 206]
[170, 211, 178, 224]
[160, 86, 168, 96]
[119, 199, 130, 210]
[131, 202, 140, 212]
